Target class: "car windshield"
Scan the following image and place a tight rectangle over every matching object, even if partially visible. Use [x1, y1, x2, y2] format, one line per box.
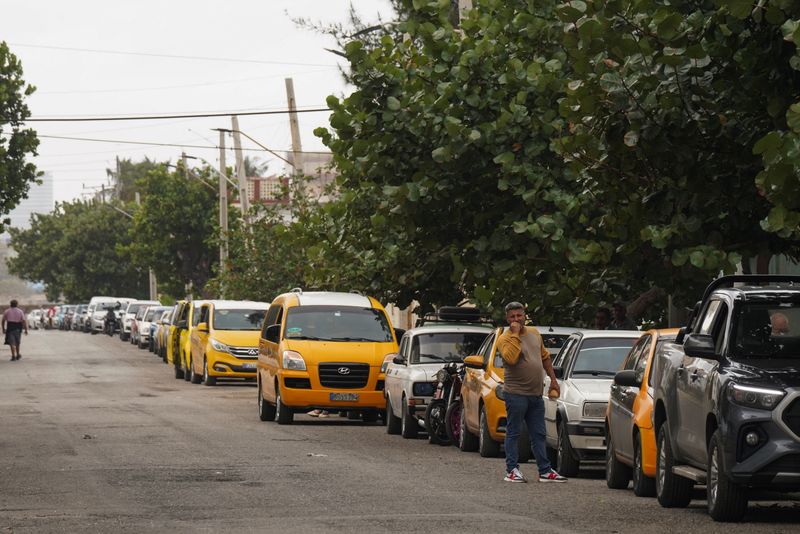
[410, 332, 489, 364]
[571, 337, 637, 377]
[213, 309, 266, 331]
[284, 305, 394, 342]
[731, 300, 800, 359]
[127, 304, 142, 314]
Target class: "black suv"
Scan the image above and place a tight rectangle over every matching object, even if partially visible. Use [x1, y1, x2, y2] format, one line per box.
[652, 275, 800, 521]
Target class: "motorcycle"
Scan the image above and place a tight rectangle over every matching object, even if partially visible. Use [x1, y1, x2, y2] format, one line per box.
[104, 315, 117, 336]
[424, 360, 464, 446]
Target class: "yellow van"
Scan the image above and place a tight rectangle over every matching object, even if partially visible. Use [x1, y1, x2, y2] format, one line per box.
[180, 300, 208, 383]
[189, 300, 269, 385]
[166, 300, 188, 369]
[256, 290, 400, 424]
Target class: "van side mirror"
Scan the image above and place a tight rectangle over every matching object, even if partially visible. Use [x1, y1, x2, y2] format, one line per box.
[614, 369, 642, 388]
[265, 324, 281, 344]
[683, 333, 719, 360]
[197, 322, 209, 333]
[463, 355, 484, 369]
[552, 366, 563, 379]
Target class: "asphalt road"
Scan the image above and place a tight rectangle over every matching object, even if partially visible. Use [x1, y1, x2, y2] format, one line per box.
[1, 331, 798, 533]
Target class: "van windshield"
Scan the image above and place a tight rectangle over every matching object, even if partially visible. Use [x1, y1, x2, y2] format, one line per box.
[284, 305, 393, 342]
[214, 309, 266, 331]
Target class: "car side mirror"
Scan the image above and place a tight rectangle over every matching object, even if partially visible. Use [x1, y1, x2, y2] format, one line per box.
[614, 369, 642, 388]
[392, 356, 406, 365]
[197, 322, 209, 333]
[683, 333, 719, 360]
[265, 324, 281, 344]
[552, 366, 563, 379]
[463, 354, 484, 369]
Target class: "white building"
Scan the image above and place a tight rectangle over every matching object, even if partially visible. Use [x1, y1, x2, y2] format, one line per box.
[5, 172, 54, 231]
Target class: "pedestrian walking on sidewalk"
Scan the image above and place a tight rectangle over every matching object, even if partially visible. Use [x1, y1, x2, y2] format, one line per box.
[496, 301, 567, 484]
[2, 300, 28, 361]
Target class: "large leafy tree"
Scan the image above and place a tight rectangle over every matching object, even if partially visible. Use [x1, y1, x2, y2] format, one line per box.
[0, 42, 39, 232]
[7, 201, 147, 301]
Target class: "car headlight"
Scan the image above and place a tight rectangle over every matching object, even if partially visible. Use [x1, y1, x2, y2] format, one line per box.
[282, 350, 306, 371]
[495, 384, 506, 400]
[727, 383, 785, 411]
[380, 353, 397, 373]
[412, 382, 436, 396]
[209, 338, 229, 353]
[582, 402, 608, 419]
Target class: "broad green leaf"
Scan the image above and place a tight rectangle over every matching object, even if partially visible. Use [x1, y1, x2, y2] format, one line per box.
[689, 251, 705, 268]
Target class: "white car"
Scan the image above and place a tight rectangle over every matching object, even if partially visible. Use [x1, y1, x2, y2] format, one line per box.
[27, 309, 43, 330]
[136, 305, 169, 349]
[120, 300, 159, 341]
[544, 330, 640, 477]
[384, 323, 491, 439]
[88, 298, 121, 334]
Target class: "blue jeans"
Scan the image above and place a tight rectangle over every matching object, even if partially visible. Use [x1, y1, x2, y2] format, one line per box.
[504, 392, 551, 475]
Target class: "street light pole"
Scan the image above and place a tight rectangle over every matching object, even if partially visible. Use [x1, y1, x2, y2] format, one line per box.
[230, 116, 249, 226]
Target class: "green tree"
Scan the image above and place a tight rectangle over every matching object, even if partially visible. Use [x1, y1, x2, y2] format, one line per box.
[7, 201, 147, 301]
[108, 158, 162, 203]
[0, 42, 40, 232]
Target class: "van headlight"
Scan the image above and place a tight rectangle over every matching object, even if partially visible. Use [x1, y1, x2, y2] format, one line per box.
[209, 338, 229, 353]
[495, 385, 506, 400]
[727, 383, 785, 411]
[582, 402, 608, 419]
[380, 353, 397, 373]
[282, 350, 307, 371]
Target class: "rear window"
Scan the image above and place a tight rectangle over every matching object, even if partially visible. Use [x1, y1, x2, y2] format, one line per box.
[410, 332, 489, 364]
[213, 309, 266, 331]
[540, 333, 570, 350]
[571, 337, 637, 377]
[284, 305, 393, 342]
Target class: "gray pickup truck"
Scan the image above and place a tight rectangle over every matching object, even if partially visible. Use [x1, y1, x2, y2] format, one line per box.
[652, 275, 800, 521]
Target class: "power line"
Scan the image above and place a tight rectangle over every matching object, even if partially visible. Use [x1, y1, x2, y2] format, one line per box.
[10, 42, 340, 68]
[17, 107, 330, 122]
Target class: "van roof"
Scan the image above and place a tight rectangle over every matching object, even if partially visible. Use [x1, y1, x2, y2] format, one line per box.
[294, 291, 373, 308]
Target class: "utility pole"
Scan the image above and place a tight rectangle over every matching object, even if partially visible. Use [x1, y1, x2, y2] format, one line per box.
[115, 156, 122, 199]
[218, 129, 229, 280]
[133, 192, 158, 300]
[285, 77, 303, 177]
[230, 116, 249, 224]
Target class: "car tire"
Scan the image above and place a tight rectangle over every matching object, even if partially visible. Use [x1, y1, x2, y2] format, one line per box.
[174, 363, 184, 380]
[203, 358, 216, 386]
[707, 429, 748, 521]
[632, 432, 656, 497]
[444, 400, 462, 445]
[190, 360, 202, 384]
[605, 428, 631, 489]
[557, 419, 580, 477]
[478, 405, 501, 458]
[458, 404, 479, 452]
[425, 399, 450, 445]
[386, 397, 401, 435]
[518, 422, 532, 464]
[656, 425, 693, 508]
[182, 355, 191, 382]
[257, 381, 276, 422]
[400, 397, 418, 439]
[275, 386, 293, 425]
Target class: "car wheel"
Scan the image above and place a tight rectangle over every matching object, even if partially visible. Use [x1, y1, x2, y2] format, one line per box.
[707, 429, 748, 521]
[173, 362, 184, 380]
[656, 425, 693, 508]
[632, 432, 656, 497]
[182, 355, 191, 382]
[203, 358, 216, 386]
[458, 403, 479, 452]
[444, 400, 462, 445]
[385, 396, 401, 435]
[257, 380, 276, 422]
[400, 397, 418, 439]
[557, 419, 580, 477]
[605, 427, 631, 489]
[190, 359, 202, 384]
[478, 405, 501, 458]
[425, 399, 450, 445]
[275, 386, 293, 425]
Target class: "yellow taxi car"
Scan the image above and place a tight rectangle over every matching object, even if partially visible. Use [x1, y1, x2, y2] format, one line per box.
[256, 289, 400, 425]
[165, 300, 187, 369]
[189, 300, 269, 386]
[459, 325, 573, 459]
[605, 328, 679, 496]
[179, 300, 208, 383]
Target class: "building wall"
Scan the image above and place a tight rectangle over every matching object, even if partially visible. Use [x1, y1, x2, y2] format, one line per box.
[6, 172, 54, 231]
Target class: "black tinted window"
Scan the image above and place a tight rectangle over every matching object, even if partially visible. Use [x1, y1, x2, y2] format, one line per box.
[284, 306, 393, 342]
[732, 301, 800, 359]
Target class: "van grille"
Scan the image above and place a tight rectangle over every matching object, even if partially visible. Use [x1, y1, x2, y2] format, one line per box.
[782, 398, 800, 439]
[318, 363, 369, 389]
[229, 346, 259, 359]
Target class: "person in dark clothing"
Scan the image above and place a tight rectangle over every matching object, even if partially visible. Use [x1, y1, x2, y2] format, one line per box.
[608, 302, 637, 330]
[2, 300, 28, 361]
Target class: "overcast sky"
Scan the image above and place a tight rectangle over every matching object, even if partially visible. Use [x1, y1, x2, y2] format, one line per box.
[1, 0, 393, 202]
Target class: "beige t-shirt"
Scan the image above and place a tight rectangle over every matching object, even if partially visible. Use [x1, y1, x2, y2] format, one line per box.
[497, 327, 550, 396]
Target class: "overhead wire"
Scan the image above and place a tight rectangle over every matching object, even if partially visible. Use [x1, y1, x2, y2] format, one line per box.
[17, 107, 330, 122]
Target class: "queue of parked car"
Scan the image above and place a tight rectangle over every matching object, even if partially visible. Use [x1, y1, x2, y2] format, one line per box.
[61, 274, 799, 523]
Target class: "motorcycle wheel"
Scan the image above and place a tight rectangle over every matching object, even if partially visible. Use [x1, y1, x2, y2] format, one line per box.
[444, 400, 462, 446]
[425, 400, 451, 446]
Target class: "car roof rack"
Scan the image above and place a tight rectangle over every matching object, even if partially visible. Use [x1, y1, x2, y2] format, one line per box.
[415, 306, 496, 327]
[700, 274, 800, 304]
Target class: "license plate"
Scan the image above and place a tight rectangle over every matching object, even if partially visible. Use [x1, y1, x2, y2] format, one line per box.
[242, 363, 256, 370]
[329, 393, 359, 402]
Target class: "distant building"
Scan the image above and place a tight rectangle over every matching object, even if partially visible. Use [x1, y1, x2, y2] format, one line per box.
[5, 172, 54, 231]
[284, 152, 336, 201]
[246, 175, 290, 205]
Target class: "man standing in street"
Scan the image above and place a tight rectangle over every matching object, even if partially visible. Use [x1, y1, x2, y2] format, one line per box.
[607, 302, 637, 330]
[497, 301, 567, 483]
[2, 300, 28, 361]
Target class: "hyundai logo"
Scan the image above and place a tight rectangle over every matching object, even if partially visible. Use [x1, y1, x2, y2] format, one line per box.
[248, 349, 258, 356]
[337, 367, 351, 375]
